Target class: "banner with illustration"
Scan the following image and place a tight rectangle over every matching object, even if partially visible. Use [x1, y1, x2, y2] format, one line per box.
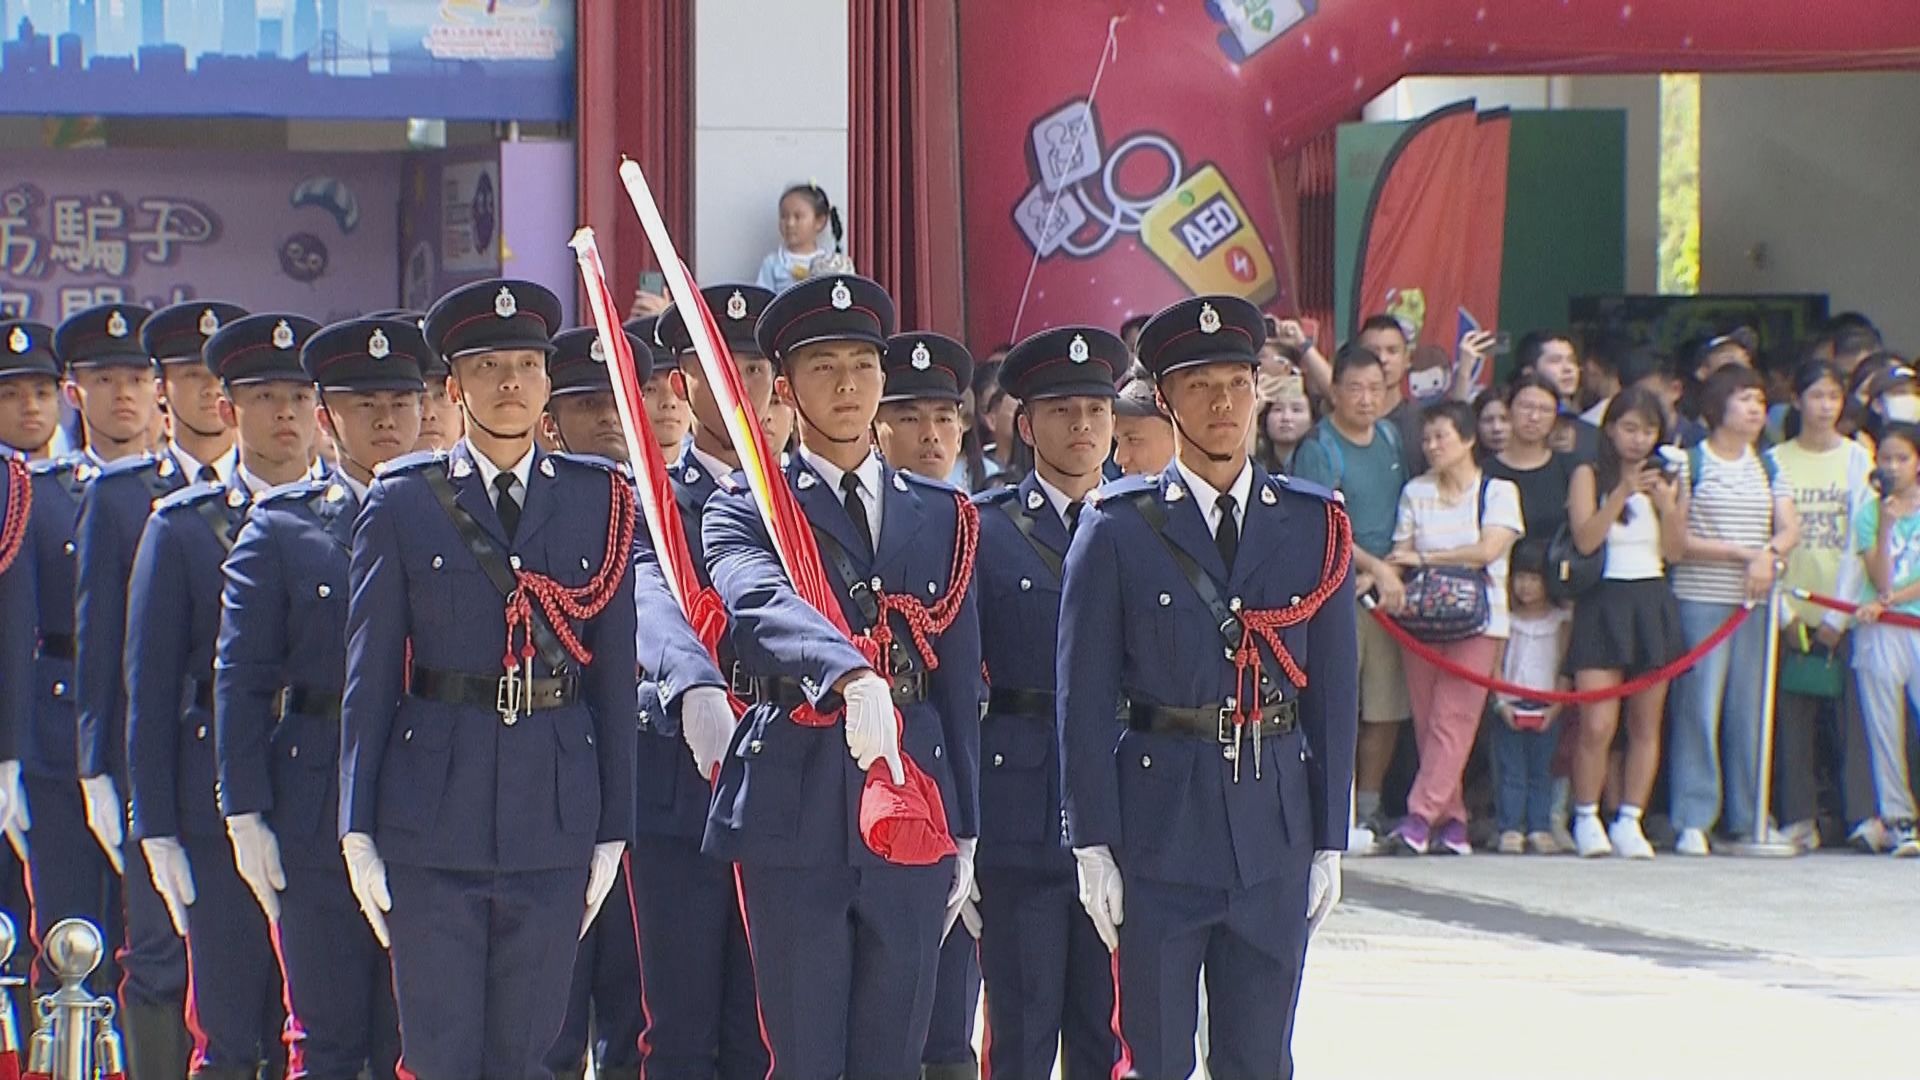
[0, 149, 400, 323]
[0, 0, 572, 121]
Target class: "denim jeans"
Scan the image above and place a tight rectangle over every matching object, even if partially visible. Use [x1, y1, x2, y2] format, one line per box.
[1491, 719, 1557, 834]
[1670, 598, 1771, 836]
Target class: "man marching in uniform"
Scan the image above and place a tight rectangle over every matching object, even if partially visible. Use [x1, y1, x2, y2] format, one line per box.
[623, 284, 777, 1080]
[971, 326, 1125, 1080]
[127, 313, 321, 1078]
[872, 330, 983, 1080]
[214, 316, 424, 1080]
[0, 319, 115, 998]
[538, 325, 647, 1080]
[702, 275, 981, 1080]
[1059, 296, 1354, 1080]
[338, 280, 637, 1080]
[64, 301, 197, 1077]
[0, 321, 49, 983]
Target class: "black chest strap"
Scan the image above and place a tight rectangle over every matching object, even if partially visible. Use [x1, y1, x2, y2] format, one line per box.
[1128, 491, 1285, 697]
[996, 499, 1064, 581]
[423, 468, 572, 672]
[190, 495, 242, 557]
[808, 525, 927, 677]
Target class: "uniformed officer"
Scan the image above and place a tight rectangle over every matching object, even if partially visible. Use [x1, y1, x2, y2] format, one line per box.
[621, 285, 775, 1080]
[627, 313, 691, 460]
[0, 320, 114, 998]
[370, 310, 461, 453]
[702, 274, 981, 1080]
[147, 302, 249, 485]
[971, 327, 1125, 1080]
[214, 316, 424, 1080]
[63, 301, 197, 1076]
[1059, 296, 1354, 1080]
[874, 331, 982, 1080]
[539, 325, 647, 1080]
[339, 280, 638, 1080]
[128, 313, 322, 1078]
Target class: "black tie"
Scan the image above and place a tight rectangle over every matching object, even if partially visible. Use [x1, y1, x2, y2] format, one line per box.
[840, 472, 872, 554]
[494, 472, 522, 541]
[1214, 493, 1239, 571]
[197, 464, 218, 484]
[1066, 501, 1084, 537]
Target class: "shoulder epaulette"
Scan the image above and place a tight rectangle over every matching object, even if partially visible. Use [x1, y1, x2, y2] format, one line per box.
[29, 454, 81, 479]
[255, 478, 331, 508]
[549, 451, 631, 479]
[894, 469, 959, 496]
[94, 453, 163, 481]
[1089, 473, 1155, 507]
[972, 485, 1017, 507]
[372, 450, 445, 479]
[1274, 473, 1341, 504]
[153, 480, 228, 514]
[714, 471, 748, 495]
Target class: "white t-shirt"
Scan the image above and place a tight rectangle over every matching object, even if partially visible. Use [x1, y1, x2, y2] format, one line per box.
[1499, 606, 1571, 707]
[1393, 473, 1526, 638]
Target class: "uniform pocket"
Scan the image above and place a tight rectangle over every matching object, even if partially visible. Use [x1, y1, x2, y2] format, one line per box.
[376, 712, 455, 833]
[979, 718, 1055, 846]
[268, 716, 336, 842]
[552, 710, 601, 836]
[733, 712, 811, 839]
[1116, 735, 1194, 856]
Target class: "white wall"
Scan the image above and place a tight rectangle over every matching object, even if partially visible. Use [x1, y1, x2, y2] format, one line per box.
[1699, 72, 1920, 350]
[693, 0, 848, 284]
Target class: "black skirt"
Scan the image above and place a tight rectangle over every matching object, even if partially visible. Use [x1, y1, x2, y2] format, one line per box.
[1563, 576, 1685, 677]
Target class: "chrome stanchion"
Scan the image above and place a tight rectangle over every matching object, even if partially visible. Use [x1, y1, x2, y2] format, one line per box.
[37, 919, 113, 1080]
[1728, 585, 1798, 857]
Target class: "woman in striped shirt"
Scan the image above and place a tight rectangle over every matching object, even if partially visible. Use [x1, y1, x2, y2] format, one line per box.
[1669, 365, 1800, 856]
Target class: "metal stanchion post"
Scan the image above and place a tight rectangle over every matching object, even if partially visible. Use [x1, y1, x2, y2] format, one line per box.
[38, 919, 111, 1080]
[1729, 585, 1798, 857]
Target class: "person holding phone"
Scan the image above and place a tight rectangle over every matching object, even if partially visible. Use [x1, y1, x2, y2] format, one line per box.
[1848, 422, 1920, 858]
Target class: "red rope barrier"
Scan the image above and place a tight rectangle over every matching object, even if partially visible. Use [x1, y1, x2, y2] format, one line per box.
[1791, 589, 1920, 630]
[1367, 601, 1753, 704]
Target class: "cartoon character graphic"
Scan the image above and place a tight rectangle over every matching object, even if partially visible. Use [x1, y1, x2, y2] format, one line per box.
[1204, 0, 1316, 62]
[1407, 343, 1452, 404]
[1384, 287, 1426, 351]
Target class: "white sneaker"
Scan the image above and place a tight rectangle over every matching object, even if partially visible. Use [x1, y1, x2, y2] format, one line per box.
[1850, 818, 1892, 854]
[1781, 819, 1821, 854]
[1609, 817, 1656, 860]
[1891, 821, 1920, 858]
[1347, 822, 1379, 856]
[1675, 828, 1712, 856]
[1572, 814, 1612, 858]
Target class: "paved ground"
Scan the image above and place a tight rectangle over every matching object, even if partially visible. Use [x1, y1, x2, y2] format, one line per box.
[1291, 853, 1918, 1078]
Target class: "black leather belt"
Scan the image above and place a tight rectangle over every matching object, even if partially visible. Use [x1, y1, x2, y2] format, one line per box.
[409, 663, 578, 718]
[35, 633, 75, 660]
[988, 687, 1055, 717]
[1127, 698, 1297, 743]
[277, 685, 342, 722]
[747, 672, 927, 709]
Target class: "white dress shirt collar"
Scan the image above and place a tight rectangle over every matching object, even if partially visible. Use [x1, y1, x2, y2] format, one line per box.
[1034, 472, 1091, 531]
[688, 444, 734, 485]
[1175, 458, 1254, 536]
[469, 441, 537, 503]
[800, 446, 885, 538]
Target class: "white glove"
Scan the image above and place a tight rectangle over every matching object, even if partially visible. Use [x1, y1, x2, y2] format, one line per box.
[226, 813, 287, 923]
[958, 866, 983, 940]
[0, 760, 29, 860]
[1073, 845, 1124, 953]
[141, 837, 195, 938]
[342, 832, 392, 949]
[841, 673, 905, 785]
[79, 774, 125, 875]
[680, 686, 736, 780]
[1306, 851, 1342, 938]
[581, 840, 626, 938]
[942, 837, 977, 942]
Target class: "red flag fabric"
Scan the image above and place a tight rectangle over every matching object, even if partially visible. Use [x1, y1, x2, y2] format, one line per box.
[1351, 103, 1511, 402]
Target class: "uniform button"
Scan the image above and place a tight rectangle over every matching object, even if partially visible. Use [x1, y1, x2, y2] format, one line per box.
[62, 541, 74, 555]
[509, 555, 523, 570]
[195, 725, 207, 740]
[933, 745, 943, 759]
[404, 729, 414, 741]
[1300, 747, 1308, 762]
[1140, 755, 1153, 769]
[580, 557, 591, 570]
[289, 746, 300, 759]
[1290, 594, 1303, 606]
[927, 581, 937, 596]
[1019, 578, 1032, 591]
[431, 555, 444, 569]
[52, 681, 66, 696]
[992, 753, 1005, 767]
[1158, 593, 1171, 607]
[585, 732, 594, 745]
[870, 576, 884, 591]
[316, 584, 331, 598]
[1229, 596, 1243, 612]
[748, 739, 764, 754]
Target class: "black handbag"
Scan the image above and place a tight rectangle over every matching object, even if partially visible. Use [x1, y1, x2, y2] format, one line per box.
[1544, 522, 1605, 604]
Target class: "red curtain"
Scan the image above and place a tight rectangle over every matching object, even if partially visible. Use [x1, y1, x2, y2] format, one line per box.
[577, 0, 695, 304]
[848, 0, 964, 338]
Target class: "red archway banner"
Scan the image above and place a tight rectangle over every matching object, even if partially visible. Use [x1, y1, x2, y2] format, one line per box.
[956, 0, 1920, 351]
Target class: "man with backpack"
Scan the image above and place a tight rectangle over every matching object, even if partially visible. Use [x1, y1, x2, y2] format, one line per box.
[1291, 344, 1410, 852]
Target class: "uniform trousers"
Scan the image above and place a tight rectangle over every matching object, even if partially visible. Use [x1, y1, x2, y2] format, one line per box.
[737, 860, 949, 1080]
[22, 775, 116, 995]
[546, 857, 641, 1077]
[921, 927, 979, 1070]
[974, 865, 1116, 1080]
[180, 831, 287, 1075]
[385, 863, 587, 1080]
[276, 862, 400, 1080]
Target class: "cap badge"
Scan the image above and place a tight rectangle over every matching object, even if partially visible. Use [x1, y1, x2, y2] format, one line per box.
[830, 280, 852, 311]
[6, 327, 26, 354]
[911, 342, 932, 371]
[726, 290, 748, 321]
[272, 320, 295, 350]
[106, 311, 129, 339]
[368, 328, 391, 359]
[589, 337, 607, 364]
[198, 309, 221, 336]
[1069, 334, 1090, 364]
[1198, 303, 1221, 335]
[494, 287, 517, 319]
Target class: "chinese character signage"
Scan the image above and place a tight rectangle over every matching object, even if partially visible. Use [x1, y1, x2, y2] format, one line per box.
[0, 0, 573, 122]
[0, 149, 400, 323]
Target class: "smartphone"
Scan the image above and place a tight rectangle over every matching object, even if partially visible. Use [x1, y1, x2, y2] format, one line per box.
[637, 270, 667, 295]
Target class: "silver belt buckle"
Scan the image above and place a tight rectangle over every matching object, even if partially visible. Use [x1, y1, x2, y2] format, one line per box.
[497, 668, 522, 726]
